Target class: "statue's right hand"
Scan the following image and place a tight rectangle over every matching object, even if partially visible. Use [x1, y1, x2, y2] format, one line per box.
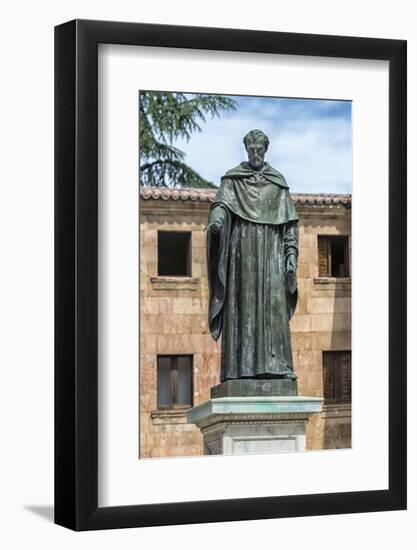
[209, 223, 222, 234]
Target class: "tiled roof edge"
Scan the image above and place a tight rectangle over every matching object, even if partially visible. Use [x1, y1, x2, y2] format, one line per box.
[140, 187, 352, 206]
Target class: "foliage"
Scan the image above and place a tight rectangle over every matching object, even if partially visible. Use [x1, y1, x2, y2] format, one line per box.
[140, 92, 237, 188]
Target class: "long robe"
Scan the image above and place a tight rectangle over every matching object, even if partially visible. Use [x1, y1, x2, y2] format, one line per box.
[207, 161, 299, 382]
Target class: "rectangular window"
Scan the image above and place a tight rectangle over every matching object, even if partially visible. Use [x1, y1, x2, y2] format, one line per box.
[157, 231, 192, 276]
[318, 235, 349, 277]
[157, 355, 193, 409]
[322, 351, 351, 403]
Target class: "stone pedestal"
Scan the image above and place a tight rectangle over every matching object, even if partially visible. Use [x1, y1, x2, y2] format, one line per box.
[187, 395, 323, 455]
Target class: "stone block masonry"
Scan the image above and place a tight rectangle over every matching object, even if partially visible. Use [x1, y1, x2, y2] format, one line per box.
[139, 188, 351, 458]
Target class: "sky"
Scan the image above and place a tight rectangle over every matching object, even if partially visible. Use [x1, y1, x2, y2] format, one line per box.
[174, 94, 352, 194]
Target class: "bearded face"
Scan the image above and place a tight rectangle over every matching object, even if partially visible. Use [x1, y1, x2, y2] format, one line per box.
[246, 141, 266, 170]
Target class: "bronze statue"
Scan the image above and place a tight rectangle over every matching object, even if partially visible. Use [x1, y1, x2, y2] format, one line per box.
[207, 129, 299, 382]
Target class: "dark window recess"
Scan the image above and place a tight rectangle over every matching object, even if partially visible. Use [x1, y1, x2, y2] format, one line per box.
[322, 351, 351, 403]
[157, 355, 193, 409]
[157, 231, 191, 276]
[318, 235, 349, 277]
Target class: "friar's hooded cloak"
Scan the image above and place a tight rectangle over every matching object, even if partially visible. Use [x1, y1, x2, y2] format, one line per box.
[213, 161, 298, 225]
[207, 161, 299, 381]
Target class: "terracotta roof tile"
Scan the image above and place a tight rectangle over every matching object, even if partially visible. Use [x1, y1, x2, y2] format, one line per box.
[140, 187, 351, 206]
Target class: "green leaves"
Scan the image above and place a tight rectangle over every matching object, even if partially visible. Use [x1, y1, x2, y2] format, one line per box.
[139, 92, 237, 188]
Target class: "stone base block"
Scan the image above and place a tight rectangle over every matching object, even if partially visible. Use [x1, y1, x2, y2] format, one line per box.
[187, 396, 323, 456]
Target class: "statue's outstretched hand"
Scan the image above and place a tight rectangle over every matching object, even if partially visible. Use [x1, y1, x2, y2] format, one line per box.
[285, 253, 298, 294]
[207, 206, 226, 235]
[208, 222, 222, 234]
[286, 270, 297, 294]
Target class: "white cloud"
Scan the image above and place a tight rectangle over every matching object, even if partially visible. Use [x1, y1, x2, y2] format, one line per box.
[173, 97, 352, 193]
[269, 118, 352, 193]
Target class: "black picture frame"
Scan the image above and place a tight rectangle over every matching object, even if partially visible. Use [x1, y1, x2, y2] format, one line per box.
[55, 19, 407, 531]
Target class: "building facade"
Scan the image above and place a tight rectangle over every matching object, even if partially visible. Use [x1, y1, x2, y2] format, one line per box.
[139, 187, 352, 458]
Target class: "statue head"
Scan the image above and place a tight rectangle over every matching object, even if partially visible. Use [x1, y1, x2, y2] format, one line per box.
[243, 129, 269, 170]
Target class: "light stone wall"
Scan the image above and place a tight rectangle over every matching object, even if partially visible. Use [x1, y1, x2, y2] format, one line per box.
[139, 197, 351, 458]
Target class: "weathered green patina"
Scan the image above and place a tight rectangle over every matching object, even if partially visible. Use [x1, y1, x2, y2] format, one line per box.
[207, 130, 299, 383]
[210, 378, 298, 398]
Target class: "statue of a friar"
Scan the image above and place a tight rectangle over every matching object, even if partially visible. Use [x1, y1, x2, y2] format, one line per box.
[207, 129, 299, 383]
